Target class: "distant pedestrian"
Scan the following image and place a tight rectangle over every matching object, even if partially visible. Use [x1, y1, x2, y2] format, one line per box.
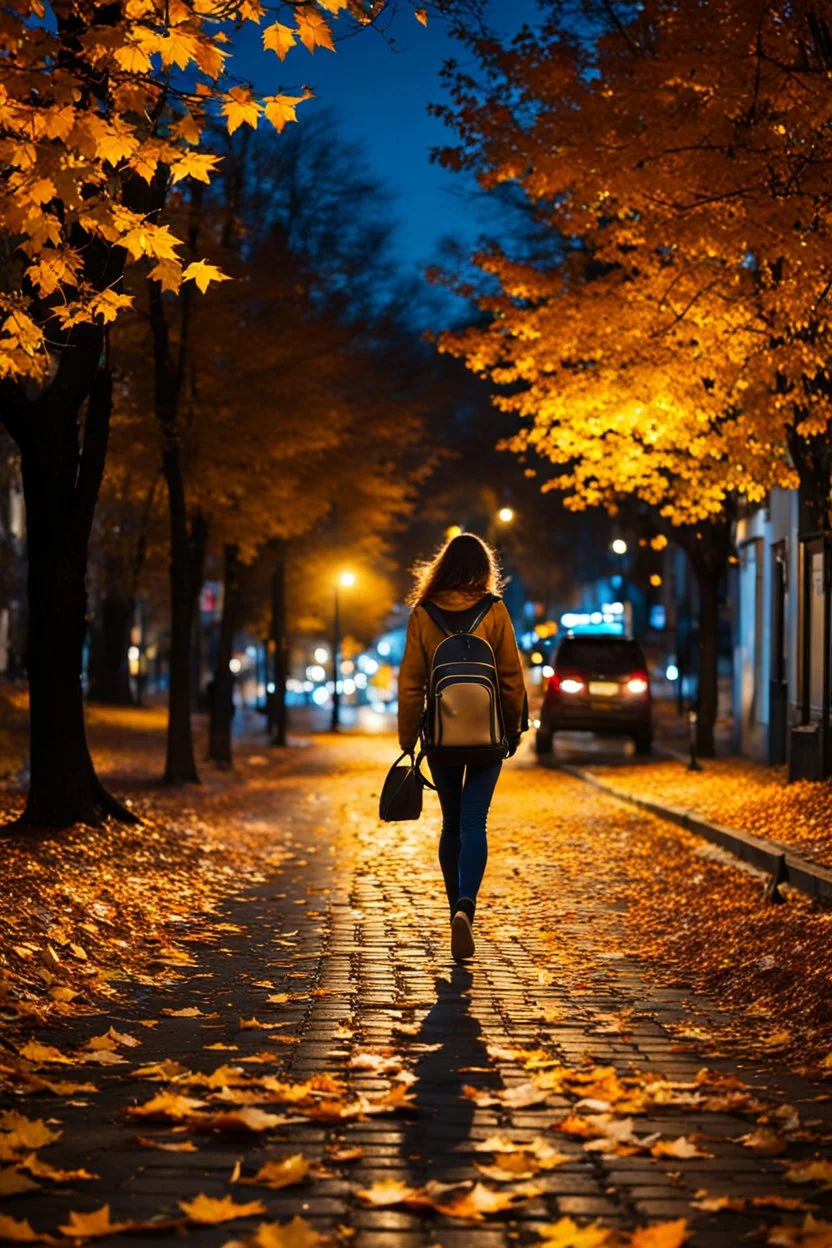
[398, 533, 528, 962]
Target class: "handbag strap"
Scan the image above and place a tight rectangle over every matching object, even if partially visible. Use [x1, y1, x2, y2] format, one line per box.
[390, 749, 436, 791]
[414, 749, 437, 791]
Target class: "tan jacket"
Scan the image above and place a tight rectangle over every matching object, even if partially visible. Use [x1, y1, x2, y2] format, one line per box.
[397, 590, 527, 752]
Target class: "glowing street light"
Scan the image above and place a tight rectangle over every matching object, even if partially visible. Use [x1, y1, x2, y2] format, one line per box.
[498, 507, 514, 523]
[611, 538, 628, 555]
[445, 524, 463, 539]
[331, 570, 355, 732]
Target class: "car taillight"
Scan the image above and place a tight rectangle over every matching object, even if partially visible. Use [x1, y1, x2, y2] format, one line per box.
[626, 673, 649, 695]
[551, 672, 585, 695]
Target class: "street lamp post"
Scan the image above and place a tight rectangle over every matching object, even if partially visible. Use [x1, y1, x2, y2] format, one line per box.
[331, 570, 355, 732]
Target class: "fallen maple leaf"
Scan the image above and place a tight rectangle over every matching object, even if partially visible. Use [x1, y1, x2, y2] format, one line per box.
[238, 1156, 312, 1190]
[162, 1007, 203, 1018]
[784, 1159, 832, 1187]
[58, 1206, 131, 1239]
[20, 1154, 97, 1182]
[188, 1108, 290, 1133]
[355, 1179, 417, 1207]
[136, 1137, 198, 1153]
[767, 1215, 832, 1247]
[629, 1222, 688, 1248]
[536, 1218, 613, 1246]
[18, 1041, 72, 1066]
[251, 1216, 331, 1247]
[127, 1092, 207, 1121]
[0, 1113, 61, 1150]
[432, 1181, 542, 1220]
[736, 1128, 787, 1155]
[180, 1194, 266, 1224]
[0, 1169, 39, 1197]
[0, 1214, 42, 1243]
[650, 1137, 711, 1159]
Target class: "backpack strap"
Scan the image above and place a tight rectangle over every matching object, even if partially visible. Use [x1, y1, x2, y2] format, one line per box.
[420, 602, 454, 636]
[421, 594, 496, 637]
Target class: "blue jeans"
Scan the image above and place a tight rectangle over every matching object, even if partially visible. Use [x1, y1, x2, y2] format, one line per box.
[432, 761, 502, 917]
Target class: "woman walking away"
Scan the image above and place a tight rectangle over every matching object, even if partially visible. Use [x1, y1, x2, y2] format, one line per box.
[398, 533, 527, 962]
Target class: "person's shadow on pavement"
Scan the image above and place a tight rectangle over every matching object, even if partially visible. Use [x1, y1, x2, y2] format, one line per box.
[402, 965, 500, 1185]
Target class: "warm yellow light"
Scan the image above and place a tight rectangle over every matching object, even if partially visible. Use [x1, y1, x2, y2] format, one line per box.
[446, 524, 463, 539]
[498, 507, 514, 523]
[339, 571, 356, 588]
[530, 650, 543, 664]
[650, 573, 663, 587]
[611, 538, 628, 555]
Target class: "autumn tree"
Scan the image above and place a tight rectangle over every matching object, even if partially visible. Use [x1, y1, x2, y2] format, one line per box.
[0, 0, 473, 824]
[433, 0, 832, 754]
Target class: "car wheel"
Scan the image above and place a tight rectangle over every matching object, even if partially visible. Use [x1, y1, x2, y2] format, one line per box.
[634, 733, 653, 756]
[535, 728, 554, 756]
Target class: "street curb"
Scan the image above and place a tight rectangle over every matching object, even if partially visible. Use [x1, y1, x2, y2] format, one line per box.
[544, 759, 832, 905]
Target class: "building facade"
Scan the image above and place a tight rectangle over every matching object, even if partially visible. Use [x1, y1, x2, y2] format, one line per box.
[733, 487, 830, 776]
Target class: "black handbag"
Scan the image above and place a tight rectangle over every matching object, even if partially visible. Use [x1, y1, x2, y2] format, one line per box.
[379, 751, 433, 822]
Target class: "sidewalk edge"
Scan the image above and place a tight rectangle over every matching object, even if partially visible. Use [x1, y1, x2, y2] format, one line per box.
[550, 761, 832, 904]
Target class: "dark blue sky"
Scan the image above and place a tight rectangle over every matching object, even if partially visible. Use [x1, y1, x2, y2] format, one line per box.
[239, 0, 538, 275]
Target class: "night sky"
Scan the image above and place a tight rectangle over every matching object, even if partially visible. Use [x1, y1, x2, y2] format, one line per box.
[237, 1, 538, 281]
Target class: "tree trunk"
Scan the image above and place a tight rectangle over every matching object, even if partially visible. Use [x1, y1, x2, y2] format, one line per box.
[694, 564, 720, 758]
[209, 544, 241, 768]
[161, 442, 200, 784]
[88, 578, 134, 706]
[270, 551, 289, 748]
[671, 512, 734, 760]
[9, 364, 137, 827]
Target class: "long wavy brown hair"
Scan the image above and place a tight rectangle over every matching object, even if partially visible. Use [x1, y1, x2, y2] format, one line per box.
[407, 533, 504, 606]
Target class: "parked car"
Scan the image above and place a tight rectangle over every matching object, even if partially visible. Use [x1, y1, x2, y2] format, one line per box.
[536, 633, 653, 755]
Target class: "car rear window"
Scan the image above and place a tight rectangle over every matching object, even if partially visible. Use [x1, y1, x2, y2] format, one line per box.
[555, 639, 644, 674]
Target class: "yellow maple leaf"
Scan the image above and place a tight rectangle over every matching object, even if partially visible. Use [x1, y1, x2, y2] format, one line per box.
[263, 94, 310, 134]
[262, 22, 297, 59]
[316, 0, 347, 12]
[433, 1181, 541, 1220]
[295, 10, 334, 52]
[253, 1216, 330, 1248]
[157, 28, 199, 68]
[180, 257, 228, 290]
[0, 1214, 41, 1243]
[136, 1137, 197, 1153]
[537, 1217, 613, 1247]
[57, 1207, 130, 1239]
[113, 42, 152, 73]
[121, 222, 180, 262]
[650, 1137, 711, 1159]
[629, 1220, 689, 1248]
[170, 152, 221, 184]
[784, 1159, 832, 1187]
[0, 1169, 39, 1197]
[126, 1092, 207, 1120]
[222, 88, 262, 134]
[18, 1040, 72, 1065]
[239, 1156, 312, 1190]
[0, 1113, 61, 1151]
[20, 1154, 97, 1182]
[89, 290, 134, 324]
[179, 1194, 266, 1224]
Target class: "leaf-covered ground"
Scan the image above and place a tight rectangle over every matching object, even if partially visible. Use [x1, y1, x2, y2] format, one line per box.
[2, 719, 832, 1247]
[577, 753, 832, 869]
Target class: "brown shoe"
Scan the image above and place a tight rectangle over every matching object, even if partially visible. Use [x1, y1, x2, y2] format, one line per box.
[451, 909, 475, 961]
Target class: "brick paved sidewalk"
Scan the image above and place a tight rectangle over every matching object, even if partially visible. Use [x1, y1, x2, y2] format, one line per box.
[5, 736, 832, 1248]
